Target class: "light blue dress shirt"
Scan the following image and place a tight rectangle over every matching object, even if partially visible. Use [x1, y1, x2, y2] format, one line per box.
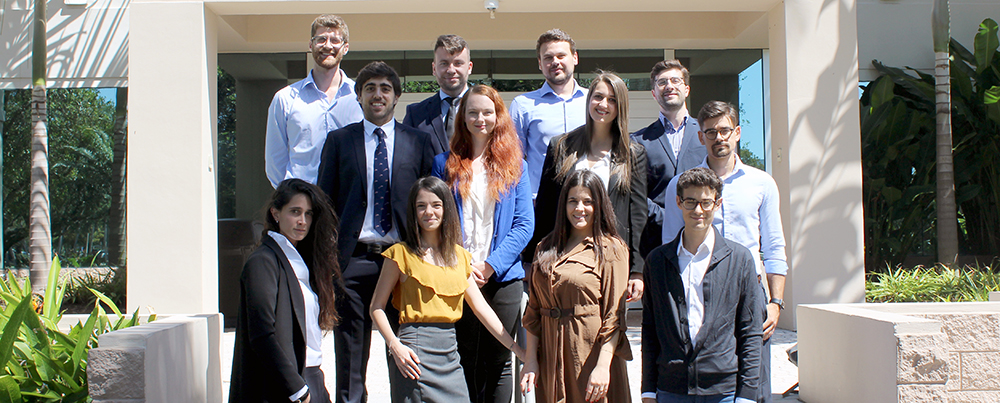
[662, 157, 788, 276]
[265, 69, 363, 187]
[509, 81, 588, 197]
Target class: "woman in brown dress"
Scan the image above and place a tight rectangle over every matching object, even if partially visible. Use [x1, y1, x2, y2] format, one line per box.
[521, 170, 632, 403]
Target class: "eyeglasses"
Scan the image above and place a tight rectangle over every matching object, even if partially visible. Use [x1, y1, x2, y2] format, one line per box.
[702, 128, 735, 140]
[655, 77, 685, 88]
[680, 198, 719, 211]
[312, 34, 345, 46]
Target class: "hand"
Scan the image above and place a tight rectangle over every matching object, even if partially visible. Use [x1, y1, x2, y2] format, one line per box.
[389, 340, 422, 379]
[471, 262, 494, 288]
[764, 303, 781, 340]
[520, 360, 538, 394]
[303, 394, 311, 403]
[642, 398, 656, 403]
[585, 364, 611, 402]
[626, 274, 644, 302]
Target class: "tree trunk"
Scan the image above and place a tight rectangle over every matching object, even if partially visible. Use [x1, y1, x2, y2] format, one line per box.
[108, 88, 127, 268]
[933, 0, 959, 265]
[29, 0, 50, 293]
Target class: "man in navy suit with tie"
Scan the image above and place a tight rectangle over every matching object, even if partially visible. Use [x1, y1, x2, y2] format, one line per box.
[631, 60, 707, 256]
[402, 34, 473, 155]
[317, 61, 435, 403]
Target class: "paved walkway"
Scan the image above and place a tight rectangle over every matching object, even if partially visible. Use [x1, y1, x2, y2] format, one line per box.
[221, 311, 802, 402]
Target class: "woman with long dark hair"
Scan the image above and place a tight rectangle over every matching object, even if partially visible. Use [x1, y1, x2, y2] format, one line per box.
[230, 178, 341, 403]
[530, 71, 648, 301]
[430, 84, 534, 402]
[520, 170, 632, 402]
[370, 177, 526, 403]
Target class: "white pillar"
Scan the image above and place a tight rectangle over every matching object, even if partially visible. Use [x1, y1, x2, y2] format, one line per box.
[768, 0, 866, 329]
[128, 0, 219, 314]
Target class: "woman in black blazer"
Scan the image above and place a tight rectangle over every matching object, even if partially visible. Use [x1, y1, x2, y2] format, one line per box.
[531, 71, 648, 299]
[230, 179, 341, 403]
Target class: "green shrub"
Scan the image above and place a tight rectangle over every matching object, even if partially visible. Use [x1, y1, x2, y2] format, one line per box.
[62, 268, 125, 313]
[866, 263, 1000, 302]
[0, 258, 152, 402]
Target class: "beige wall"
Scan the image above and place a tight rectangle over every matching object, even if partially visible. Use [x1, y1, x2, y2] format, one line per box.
[768, 0, 867, 329]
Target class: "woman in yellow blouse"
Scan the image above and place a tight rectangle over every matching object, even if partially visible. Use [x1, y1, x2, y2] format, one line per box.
[370, 176, 526, 402]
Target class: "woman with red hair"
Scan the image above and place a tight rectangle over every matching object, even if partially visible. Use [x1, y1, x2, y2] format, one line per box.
[431, 84, 534, 403]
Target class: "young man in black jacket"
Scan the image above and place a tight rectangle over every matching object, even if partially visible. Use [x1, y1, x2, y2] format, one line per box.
[641, 167, 763, 403]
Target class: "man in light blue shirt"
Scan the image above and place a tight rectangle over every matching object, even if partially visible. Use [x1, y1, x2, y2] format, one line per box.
[265, 14, 363, 188]
[661, 101, 788, 403]
[509, 28, 588, 199]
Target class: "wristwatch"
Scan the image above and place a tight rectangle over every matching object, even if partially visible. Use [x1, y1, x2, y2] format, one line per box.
[769, 298, 785, 310]
[292, 391, 310, 403]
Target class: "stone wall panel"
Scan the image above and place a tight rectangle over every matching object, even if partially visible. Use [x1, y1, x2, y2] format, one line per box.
[960, 351, 1000, 390]
[896, 333, 949, 384]
[898, 384, 947, 402]
[919, 313, 1000, 351]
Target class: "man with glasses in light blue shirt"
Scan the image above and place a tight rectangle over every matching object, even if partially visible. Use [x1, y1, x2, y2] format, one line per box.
[662, 101, 788, 403]
[509, 28, 588, 199]
[265, 14, 364, 188]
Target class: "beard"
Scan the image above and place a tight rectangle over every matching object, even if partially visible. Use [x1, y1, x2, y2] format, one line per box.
[312, 48, 343, 70]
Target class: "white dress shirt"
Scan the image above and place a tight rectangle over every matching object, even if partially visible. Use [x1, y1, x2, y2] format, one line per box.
[462, 171, 496, 262]
[677, 228, 714, 346]
[574, 152, 613, 190]
[359, 119, 400, 244]
[268, 231, 323, 368]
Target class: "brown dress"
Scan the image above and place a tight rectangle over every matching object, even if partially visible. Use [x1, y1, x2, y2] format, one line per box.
[524, 236, 632, 403]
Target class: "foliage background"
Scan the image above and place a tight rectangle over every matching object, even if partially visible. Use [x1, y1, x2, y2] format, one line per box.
[2, 89, 114, 268]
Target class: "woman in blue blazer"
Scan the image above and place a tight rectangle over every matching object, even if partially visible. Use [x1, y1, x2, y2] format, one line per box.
[230, 179, 342, 403]
[430, 84, 534, 403]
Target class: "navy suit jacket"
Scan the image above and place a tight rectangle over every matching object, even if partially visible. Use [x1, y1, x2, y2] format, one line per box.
[316, 121, 435, 271]
[631, 117, 706, 255]
[402, 94, 450, 156]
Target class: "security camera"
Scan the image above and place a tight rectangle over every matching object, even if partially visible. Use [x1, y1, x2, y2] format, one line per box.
[484, 0, 498, 11]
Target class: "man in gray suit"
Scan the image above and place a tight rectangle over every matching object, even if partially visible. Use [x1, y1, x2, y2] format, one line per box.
[631, 60, 707, 255]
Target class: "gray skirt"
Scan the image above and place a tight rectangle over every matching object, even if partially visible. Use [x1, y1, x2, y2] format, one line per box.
[391, 323, 469, 403]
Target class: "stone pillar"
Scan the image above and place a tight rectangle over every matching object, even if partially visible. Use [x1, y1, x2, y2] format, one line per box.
[128, 0, 219, 314]
[767, 0, 866, 328]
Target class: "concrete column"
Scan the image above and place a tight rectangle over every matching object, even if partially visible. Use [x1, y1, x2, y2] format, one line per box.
[128, 0, 219, 314]
[234, 79, 287, 220]
[767, 0, 866, 329]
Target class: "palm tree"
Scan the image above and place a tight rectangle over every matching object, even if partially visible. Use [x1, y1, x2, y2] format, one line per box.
[29, 0, 51, 293]
[108, 88, 127, 268]
[933, 0, 959, 265]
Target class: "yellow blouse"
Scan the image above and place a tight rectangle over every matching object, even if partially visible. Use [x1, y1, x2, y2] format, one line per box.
[382, 243, 474, 324]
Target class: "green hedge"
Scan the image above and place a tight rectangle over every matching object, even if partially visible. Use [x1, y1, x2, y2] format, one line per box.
[866, 263, 1000, 302]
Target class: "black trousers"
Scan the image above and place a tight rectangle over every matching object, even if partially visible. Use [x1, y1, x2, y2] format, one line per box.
[303, 366, 332, 403]
[456, 278, 522, 403]
[334, 253, 384, 403]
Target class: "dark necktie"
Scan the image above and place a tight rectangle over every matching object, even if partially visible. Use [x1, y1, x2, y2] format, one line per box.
[443, 96, 460, 140]
[372, 128, 392, 236]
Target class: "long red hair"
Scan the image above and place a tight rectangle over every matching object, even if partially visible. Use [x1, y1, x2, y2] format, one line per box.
[445, 85, 523, 201]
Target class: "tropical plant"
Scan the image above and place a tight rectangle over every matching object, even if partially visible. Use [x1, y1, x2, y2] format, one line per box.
[866, 262, 1000, 302]
[0, 258, 150, 402]
[860, 18, 1000, 271]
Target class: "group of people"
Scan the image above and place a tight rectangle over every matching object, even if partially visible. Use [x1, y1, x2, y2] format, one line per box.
[234, 13, 789, 403]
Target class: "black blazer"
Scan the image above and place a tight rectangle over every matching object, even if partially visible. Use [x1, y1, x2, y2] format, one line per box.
[641, 228, 762, 399]
[316, 121, 435, 271]
[529, 126, 648, 274]
[631, 117, 706, 255]
[229, 235, 308, 403]
[402, 94, 450, 156]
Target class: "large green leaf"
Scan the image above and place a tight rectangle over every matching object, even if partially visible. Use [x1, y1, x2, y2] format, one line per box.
[870, 76, 895, 108]
[0, 295, 31, 371]
[69, 306, 99, 378]
[975, 19, 999, 74]
[42, 257, 62, 322]
[88, 287, 122, 317]
[985, 86, 1000, 124]
[0, 376, 22, 403]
